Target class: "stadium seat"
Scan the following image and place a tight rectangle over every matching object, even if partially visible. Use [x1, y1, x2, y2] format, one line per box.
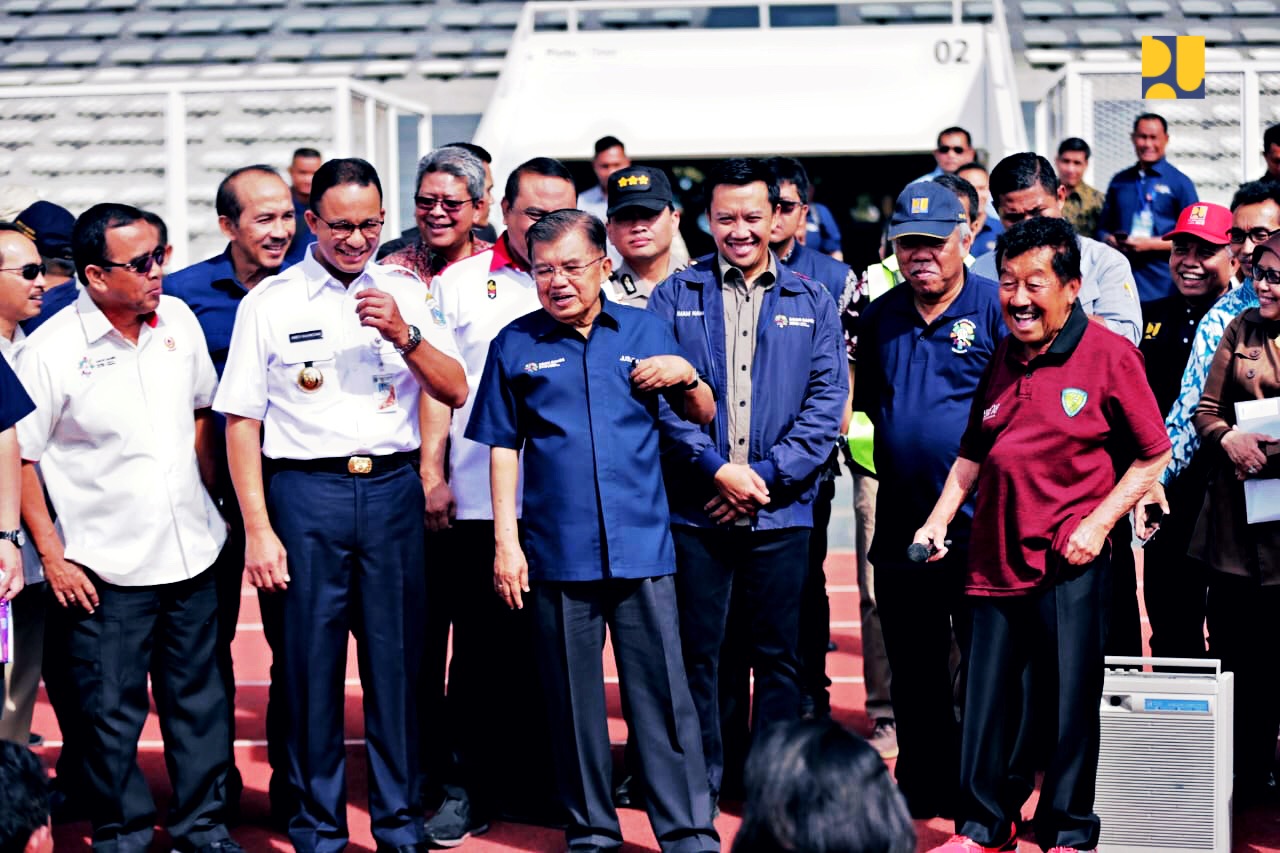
[175, 18, 225, 36]
[432, 36, 475, 56]
[281, 15, 326, 33]
[1179, 0, 1226, 15]
[211, 42, 258, 62]
[439, 8, 486, 29]
[330, 12, 381, 31]
[652, 7, 696, 25]
[1187, 24, 1235, 42]
[128, 18, 173, 37]
[1233, 0, 1277, 12]
[1077, 25, 1129, 42]
[418, 58, 466, 77]
[361, 59, 410, 79]
[44, 0, 93, 13]
[159, 44, 208, 63]
[77, 18, 122, 37]
[0, 23, 22, 40]
[1126, 0, 1172, 15]
[599, 8, 644, 26]
[1241, 25, 1280, 41]
[1074, 0, 1125, 14]
[226, 14, 275, 34]
[485, 6, 523, 28]
[859, 4, 907, 21]
[384, 10, 432, 30]
[94, 0, 138, 8]
[466, 56, 505, 76]
[911, 4, 955, 19]
[1023, 25, 1070, 43]
[3, 0, 41, 13]
[24, 21, 74, 39]
[4, 47, 50, 66]
[475, 35, 512, 54]
[1021, 0, 1071, 16]
[316, 40, 365, 60]
[964, 1, 996, 17]
[58, 45, 104, 64]
[372, 37, 418, 58]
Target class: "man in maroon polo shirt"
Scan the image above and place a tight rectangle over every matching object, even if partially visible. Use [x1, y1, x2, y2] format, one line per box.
[915, 217, 1171, 853]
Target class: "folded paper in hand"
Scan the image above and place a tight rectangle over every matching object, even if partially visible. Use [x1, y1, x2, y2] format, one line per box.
[1235, 398, 1280, 524]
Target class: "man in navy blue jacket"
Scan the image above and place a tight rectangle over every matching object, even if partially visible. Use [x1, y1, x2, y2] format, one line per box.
[649, 158, 847, 806]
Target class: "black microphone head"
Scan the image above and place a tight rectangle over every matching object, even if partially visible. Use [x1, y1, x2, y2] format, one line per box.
[906, 542, 930, 563]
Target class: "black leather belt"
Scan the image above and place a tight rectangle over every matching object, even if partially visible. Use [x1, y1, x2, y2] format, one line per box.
[266, 450, 419, 476]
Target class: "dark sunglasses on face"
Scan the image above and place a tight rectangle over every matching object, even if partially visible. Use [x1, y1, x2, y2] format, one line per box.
[1255, 266, 1280, 285]
[778, 200, 804, 214]
[937, 145, 968, 155]
[98, 246, 166, 276]
[415, 196, 475, 214]
[0, 262, 46, 280]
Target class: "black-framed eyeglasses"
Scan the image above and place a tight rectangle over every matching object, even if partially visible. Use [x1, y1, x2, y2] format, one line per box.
[531, 256, 606, 284]
[97, 246, 166, 276]
[936, 145, 968, 155]
[778, 200, 804, 214]
[0, 262, 46, 281]
[316, 217, 384, 240]
[414, 196, 476, 215]
[1254, 266, 1280, 285]
[1229, 227, 1280, 245]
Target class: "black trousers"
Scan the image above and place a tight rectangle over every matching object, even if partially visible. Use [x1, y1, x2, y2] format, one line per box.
[209, 520, 244, 790]
[1143, 465, 1210, 660]
[420, 520, 558, 818]
[1205, 572, 1280, 789]
[958, 554, 1109, 851]
[532, 576, 719, 853]
[799, 477, 836, 713]
[1105, 516, 1142, 657]
[671, 524, 808, 796]
[267, 463, 426, 853]
[876, 548, 970, 815]
[67, 566, 233, 853]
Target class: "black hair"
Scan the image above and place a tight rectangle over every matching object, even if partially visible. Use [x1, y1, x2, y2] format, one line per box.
[766, 156, 810, 203]
[593, 135, 625, 156]
[72, 202, 146, 285]
[705, 157, 781, 209]
[996, 216, 1082, 284]
[937, 126, 972, 148]
[308, 157, 382, 214]
[502, 156, 574, 207]
[292, 147, 322, 161]
[934, 174, 980, 222]
[0, 741, 50, 853]
[526, 209, 606, 261]
[1057, 137, 1092, 159]
[990, 152, 1060, 204]
[1230, 179, 1280, 212]
[1133, 112, 1169, 134]
[955, 161, 988, 177]
[215, 164, 282, 222]
[731, 719, 915, 853]
[446, 141, 492, 164]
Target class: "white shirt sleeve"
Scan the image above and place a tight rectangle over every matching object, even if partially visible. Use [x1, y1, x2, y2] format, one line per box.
[213, 291, 269, 420]
[15, 347, 56, 464]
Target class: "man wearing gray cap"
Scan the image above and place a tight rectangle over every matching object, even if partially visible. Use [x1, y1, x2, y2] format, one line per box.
[853, 180, 1006, 819]
[604, 166, 688, 308]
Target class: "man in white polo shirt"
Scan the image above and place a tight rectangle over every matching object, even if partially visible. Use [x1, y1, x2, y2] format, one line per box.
[16, 203, 240, 853]
[418, 156, 577, 845]
[216, 158, 467, 853]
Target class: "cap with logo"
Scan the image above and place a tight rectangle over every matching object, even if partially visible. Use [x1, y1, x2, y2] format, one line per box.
[888, 181, 968, 241]
[1162, 201, 1231, 245]
[15, 200, 75, 259]
[606, 166, 673, 217]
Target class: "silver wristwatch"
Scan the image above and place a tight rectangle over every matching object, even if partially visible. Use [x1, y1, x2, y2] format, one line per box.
[0, 529, 24, 547]
[396, 324, 423, 356]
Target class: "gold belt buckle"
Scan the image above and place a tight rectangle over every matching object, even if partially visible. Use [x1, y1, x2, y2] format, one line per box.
[347, 456, 373, 475]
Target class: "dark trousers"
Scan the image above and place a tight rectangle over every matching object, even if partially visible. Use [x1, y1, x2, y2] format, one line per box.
[532, 576, 719, 853]
[267, 464, 426, 853]
[718, 480, 836, 797]
[1205, 572, 1280, 789]
[958, 555, 1109, 851]
[672, 524, 808, 796]
[43, 586, 88, 799]
[67, 566, 233, 852]
[210, 521, 244, 793]
[877, 548, 970, 815]
[1144, 467, 1210, 660]
[1105, 515, 1142, 657]
[258, 584, 290, 808]
[420, 520, 557, 817]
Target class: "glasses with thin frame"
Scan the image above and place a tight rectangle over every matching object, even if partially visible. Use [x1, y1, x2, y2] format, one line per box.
[1229, 227, 1280, 245]
[415, 196, 477, 215]
[97, 246, 166, 276]
[317, 217, 384, 240]
[531, 256, 606, 284]
[0, 262, 46, 281]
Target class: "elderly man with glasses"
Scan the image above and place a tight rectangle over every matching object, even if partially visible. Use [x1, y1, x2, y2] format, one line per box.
[15, 203, 241, 853]
[379, 146, 492, 280]
[216, 158, 468, 853]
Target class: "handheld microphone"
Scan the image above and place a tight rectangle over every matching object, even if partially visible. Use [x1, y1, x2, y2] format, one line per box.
[907, 540, 951, 563]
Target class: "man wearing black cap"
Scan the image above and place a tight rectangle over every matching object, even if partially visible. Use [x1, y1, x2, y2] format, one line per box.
[15, 201, 76, 335]
[604, 166, 687, 308]
[854, 180, 1005, 819]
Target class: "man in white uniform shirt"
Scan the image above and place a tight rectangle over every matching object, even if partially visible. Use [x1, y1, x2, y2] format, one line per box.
[16, 204, 240, 853]
[418, 157, 577, 845]
[216, 159, 466, 853]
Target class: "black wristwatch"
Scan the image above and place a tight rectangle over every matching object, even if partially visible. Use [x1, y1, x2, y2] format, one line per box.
[0, 529, 24, 547]
[683, 375, 700, 392]
[396, 325, 423, 356]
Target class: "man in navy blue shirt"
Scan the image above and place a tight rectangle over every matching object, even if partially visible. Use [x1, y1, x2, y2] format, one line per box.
[164, 163, 297, 823]
[854, 181, 1006, 820]
[1098, 113, 1198, 303]
[467, 209, 719, 852]
[286, 147, 321, 265]
[648, 158, 848, 806]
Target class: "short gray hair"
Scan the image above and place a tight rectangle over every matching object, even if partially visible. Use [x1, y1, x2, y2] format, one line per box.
[415, 145, 486, 201]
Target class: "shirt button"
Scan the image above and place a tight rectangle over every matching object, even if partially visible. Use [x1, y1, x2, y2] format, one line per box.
[741, 364, 748, 371]
[742, 330, 748, 337]
[738, 438, 746, 445]
[739, 400, 746, 407]
[1025, 371, 1032, 378]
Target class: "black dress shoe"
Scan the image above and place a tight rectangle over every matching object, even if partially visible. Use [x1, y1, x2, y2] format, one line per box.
[612, 774, 646, 809]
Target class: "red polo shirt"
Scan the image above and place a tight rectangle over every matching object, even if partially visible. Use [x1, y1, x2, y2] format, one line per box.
[958, 303, 1170, 596]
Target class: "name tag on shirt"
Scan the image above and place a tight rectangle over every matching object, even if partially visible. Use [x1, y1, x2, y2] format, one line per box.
[1129, 209, 1155, 239]
[373, 373, 399, 413]
[288, 329, 324, 343]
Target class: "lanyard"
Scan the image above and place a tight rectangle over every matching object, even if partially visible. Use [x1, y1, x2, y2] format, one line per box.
[1137, 171, 1154, 213]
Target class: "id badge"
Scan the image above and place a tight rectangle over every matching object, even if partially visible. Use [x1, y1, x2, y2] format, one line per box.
[1129, 208, 1155, 239]
[373, 373, 400, 413]
[0, 599, 10, 664]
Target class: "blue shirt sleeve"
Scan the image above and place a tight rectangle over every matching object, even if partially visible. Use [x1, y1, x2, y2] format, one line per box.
[0, 354, 34, 432]
[463, 337, 522, 450]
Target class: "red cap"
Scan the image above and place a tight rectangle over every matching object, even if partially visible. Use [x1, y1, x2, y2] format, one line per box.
[1162, 202, 1232, 245]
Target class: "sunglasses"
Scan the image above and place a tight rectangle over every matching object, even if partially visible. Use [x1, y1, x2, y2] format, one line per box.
[937, 145, 968, 155]
[98, 246, 166, 276]
[415, 195, 475, 215]
[778, 200, 805, 214]
[0, 262, 46, 281]
[1255, 267, 1280, 285]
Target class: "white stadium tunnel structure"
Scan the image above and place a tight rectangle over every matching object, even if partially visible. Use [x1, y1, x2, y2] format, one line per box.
[476, 0, 1029, 191]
